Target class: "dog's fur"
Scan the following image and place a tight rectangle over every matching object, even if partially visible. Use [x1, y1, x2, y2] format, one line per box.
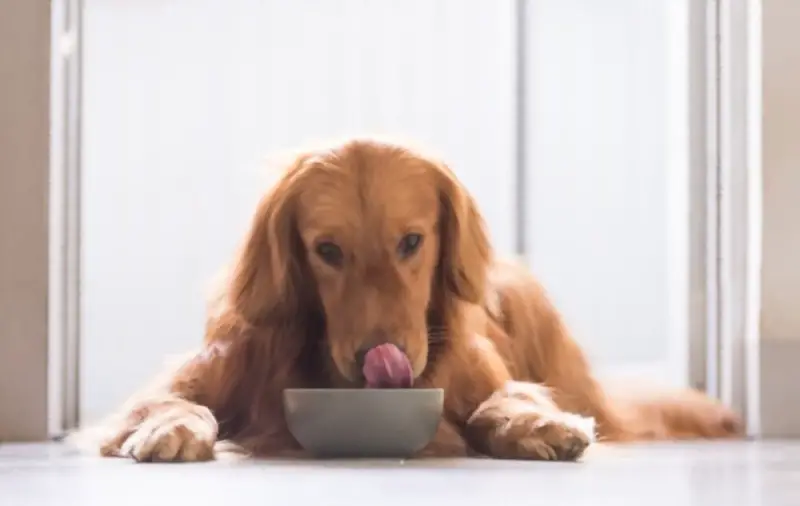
[80, 138, 742, 462]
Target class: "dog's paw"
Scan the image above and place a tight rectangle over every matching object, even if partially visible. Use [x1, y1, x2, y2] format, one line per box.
[492, 411, 595, 461]
[100, 401, 218, 463]
[467, 381, 596, 461]
[691, 399, 745, 439]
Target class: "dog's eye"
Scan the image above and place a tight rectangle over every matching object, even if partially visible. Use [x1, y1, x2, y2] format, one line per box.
[315, 241, 344, 267]
[397, 233, 424, 259]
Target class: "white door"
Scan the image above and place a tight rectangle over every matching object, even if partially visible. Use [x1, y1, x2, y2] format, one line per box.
[523, 0, 695, 386]
[79, 0, 518, 422]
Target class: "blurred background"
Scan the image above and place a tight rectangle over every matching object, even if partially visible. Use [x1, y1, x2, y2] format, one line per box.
[4, 0, 793, 443]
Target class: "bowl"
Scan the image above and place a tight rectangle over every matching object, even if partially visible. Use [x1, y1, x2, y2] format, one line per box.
[283, 388, 444, 458]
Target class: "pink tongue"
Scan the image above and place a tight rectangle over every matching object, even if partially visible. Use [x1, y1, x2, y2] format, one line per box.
[362, 343, 414, 388]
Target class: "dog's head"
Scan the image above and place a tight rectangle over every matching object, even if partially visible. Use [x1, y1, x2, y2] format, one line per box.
[225, 139, 490, 386]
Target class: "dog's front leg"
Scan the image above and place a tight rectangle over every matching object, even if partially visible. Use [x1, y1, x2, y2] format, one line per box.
[433, 335, 596, 461]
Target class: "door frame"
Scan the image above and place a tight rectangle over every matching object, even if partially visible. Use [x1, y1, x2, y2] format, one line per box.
[706, 0, 762, 437]
[48, 0, 83, 436]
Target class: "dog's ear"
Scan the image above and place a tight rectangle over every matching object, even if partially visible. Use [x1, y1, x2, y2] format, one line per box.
[227, 155, 312, 323]
[434, 163, 491, 304]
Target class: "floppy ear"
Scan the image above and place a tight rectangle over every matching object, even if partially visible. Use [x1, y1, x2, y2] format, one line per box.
[435, 164, 492, 304]
[226, 155, 312, 323]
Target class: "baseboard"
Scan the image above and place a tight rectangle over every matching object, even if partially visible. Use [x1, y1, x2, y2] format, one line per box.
[759, 338, 800, 438]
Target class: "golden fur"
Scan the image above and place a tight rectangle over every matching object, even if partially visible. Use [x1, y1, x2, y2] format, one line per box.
[81, 138, 742, 462]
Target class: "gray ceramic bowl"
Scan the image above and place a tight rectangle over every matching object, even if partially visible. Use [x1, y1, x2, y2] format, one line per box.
[283, 388, 444, 458]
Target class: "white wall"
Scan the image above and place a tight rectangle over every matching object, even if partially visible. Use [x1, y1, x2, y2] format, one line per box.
[524, 0, 689, 381]
[80, 0, 517, 422]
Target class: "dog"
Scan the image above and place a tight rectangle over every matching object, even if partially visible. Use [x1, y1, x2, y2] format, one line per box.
[81, 138, 742, 462]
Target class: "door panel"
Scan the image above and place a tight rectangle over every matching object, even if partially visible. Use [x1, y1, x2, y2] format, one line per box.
[523, 0, 691, 385]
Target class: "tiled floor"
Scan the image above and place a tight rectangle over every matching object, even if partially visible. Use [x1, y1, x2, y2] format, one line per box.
[1, 441, 799, 505]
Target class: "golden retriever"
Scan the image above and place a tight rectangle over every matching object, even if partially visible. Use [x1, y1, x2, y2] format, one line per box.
[83, 138, 742, 462]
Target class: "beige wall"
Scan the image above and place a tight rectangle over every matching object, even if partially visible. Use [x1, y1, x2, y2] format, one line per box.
[0, 0, 51, 441]
[762, 0, 800, 343]
[760, 0, 800, 437]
